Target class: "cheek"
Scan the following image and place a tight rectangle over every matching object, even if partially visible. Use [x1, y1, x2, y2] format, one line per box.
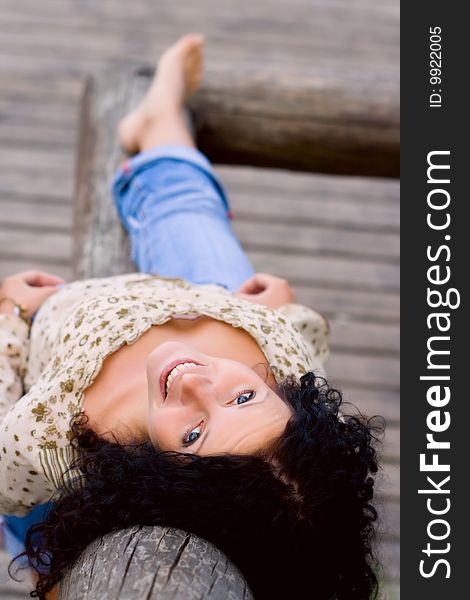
[148, 410, 187, 452]
[148, 411, 171, 449]
[242, 405, 291, 449]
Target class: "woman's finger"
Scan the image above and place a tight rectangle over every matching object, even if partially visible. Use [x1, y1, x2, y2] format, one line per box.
[237, 274, 268, 295]
[236, 275, 257, 294]
[22, 271, 65, 287]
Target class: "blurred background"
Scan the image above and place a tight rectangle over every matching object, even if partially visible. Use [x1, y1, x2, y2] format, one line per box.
[0, 1, 399, 598]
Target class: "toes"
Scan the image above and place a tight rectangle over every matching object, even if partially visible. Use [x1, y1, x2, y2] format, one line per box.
[179, 33, 205, 48]
[175, 33, 205, 57]
[158, 34, 204, 72]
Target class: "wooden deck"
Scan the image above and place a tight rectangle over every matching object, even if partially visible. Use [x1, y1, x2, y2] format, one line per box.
[0, 0, 399, 598]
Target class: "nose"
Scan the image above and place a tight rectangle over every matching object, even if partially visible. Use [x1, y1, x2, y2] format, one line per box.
[178, 371, 215, 408]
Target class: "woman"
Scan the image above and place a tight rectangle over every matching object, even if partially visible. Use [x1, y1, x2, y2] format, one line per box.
[1, 35, 380, 599]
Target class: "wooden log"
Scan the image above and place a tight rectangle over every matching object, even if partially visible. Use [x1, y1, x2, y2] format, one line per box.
[58, 526, 253, 600]
[73, 74, 135, 279]
[145, 66, 398, 178]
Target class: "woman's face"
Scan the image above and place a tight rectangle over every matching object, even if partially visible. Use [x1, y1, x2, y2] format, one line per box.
[146, 341, 292, 456]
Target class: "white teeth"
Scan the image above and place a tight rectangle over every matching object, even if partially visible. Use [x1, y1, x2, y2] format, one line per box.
[165, 362, 199, 395]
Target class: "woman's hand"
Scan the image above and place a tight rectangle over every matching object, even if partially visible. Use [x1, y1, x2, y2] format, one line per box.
[0, 271, 65, 318]
[234, 273, 296, 308]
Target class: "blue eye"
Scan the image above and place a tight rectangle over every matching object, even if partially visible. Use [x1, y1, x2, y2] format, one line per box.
[183, 422, 203, 446]
[234, 390, 256, 405]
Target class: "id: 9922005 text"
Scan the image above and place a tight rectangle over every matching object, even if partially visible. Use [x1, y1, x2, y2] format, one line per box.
[429, 26, 442, 109]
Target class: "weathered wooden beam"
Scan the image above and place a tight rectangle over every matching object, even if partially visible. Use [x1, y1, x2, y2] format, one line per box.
[74, 73, 136, 279]
[184, 67, 399, 178]
[58, 526, 253, 600]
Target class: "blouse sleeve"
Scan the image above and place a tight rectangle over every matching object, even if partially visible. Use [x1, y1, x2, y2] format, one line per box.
[0, 315, 30, 423]
[0, 393, 56, 515]
[276, 303, 330, 368]
[0, 315, 53, 514]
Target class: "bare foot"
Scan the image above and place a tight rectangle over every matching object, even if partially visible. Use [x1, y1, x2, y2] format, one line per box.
[118, 34, 205, 154]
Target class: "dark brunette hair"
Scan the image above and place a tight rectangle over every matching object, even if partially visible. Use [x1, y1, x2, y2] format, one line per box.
[17, 373, 382, 599]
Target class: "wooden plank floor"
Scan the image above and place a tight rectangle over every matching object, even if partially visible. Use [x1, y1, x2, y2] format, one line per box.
[0, 1, 399, 598]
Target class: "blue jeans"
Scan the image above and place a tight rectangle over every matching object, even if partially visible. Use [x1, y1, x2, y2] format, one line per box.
[113, 145, 255, 291]
[1, 504, 51, 567]
[2, 145, 255, 557]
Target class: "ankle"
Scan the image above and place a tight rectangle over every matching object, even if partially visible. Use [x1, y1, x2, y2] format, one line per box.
[138, 109, 196, 152]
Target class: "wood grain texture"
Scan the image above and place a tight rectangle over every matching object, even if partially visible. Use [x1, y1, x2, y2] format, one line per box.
[294, 285, 399, 323]
[0, 199, 72, 229]
[0, 258, 73, 282]
[73, 75, 134, 279]
[247, 249, 399, 292]
[226, 186, 399, 231]
[58, 527, 253, 600]
[343, 387, 399, 424]
[0, 229, 72, 262]
[233, 220, 399, 262]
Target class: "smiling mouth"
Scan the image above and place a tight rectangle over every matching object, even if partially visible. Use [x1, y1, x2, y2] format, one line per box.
[160, 359, 204, 399]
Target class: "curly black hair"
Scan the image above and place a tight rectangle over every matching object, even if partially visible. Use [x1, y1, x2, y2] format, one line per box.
[16, 373, 382, 600]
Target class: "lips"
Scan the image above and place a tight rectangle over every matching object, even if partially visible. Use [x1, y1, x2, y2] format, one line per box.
[159, 358, 204, 400]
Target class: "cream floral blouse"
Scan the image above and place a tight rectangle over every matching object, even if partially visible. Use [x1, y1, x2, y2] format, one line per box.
[0, 273, 329, 515]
